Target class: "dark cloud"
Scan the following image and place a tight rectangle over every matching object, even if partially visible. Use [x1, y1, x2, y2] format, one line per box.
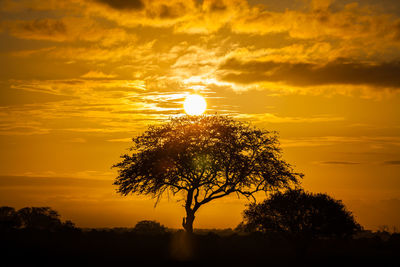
[207, 0, 228, 12]
[145, 2, 189, 19]
[319, 161, 360, 165]
[219, 58, 400, 88]
[383, 160, 400, 165]
[93, 0, 188, 18]
[25, 19, 65, 34]
[93, 0, 144, 10]
[13, 19, 67, 37]
[393, 21, 400, 41]
[0, 176, 110, 188]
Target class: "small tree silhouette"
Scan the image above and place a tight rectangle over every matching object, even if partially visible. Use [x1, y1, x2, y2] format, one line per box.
[240, 189, 362, 239]
[17, 207, 64, 230]
[0, 206, 76, 231]
[113, 115, 302, 233]
[132, 220, 167, 235]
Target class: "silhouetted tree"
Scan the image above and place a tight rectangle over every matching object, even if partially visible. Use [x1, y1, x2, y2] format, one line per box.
[17, 207, 76, 231]
[0, 206, 21, 230]
[63, 220, 76, 229]
[0, 206, 77, 232]
[240, 189, 362, 239]
[132, 220, 167, 235]
[113, 115, 302, 233]
[17, 207, 66, 231]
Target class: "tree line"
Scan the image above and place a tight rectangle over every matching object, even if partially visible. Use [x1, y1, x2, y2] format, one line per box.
[0, 188, 361, 239]
[0, 206, 75, 231]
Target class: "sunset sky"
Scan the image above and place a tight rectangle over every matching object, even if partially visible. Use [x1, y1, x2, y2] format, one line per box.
[1, 0, 400, 230]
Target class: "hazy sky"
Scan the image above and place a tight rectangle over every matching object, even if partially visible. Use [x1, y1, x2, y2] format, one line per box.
[0, 0, 399, 230]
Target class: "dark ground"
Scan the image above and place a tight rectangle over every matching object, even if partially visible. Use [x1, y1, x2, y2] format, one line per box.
[1, 229, 399, 267]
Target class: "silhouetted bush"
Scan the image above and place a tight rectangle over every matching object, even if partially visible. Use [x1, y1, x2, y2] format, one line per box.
[132, 220, 167, 235]
[239, 189, 362, 239]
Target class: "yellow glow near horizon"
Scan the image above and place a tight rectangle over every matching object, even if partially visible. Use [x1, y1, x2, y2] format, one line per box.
[184, 94, 207, 115]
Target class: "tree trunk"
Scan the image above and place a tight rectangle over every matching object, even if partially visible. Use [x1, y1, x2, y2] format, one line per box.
[182, 210, 195, 234]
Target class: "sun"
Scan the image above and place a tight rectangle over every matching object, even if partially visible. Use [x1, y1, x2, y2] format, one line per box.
[184, 94, 207, 115]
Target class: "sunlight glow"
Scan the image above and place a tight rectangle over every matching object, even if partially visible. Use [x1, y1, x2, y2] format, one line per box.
[184, 94, 207, 115]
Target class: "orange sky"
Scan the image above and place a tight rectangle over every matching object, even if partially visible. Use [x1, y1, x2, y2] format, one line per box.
[0, 0, 400, 230]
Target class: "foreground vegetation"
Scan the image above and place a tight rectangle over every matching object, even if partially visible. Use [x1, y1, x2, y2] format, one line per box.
[2, 227, 399, 266]
[1, 207, 399, 266]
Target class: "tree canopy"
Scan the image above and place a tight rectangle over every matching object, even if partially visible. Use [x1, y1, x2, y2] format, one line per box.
[0, 206, 76, 231]
[239, 189, 362, 239]
[132, 220, 167, 235]
[113, 115, 302, 233]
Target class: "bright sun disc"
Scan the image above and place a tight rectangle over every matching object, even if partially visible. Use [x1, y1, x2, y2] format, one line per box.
[184, 94, 207, 115]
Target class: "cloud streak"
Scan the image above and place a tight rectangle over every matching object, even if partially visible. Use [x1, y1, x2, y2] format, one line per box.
[383, 160, 400, 165]
[93, 0, 144, 10]
[317, 161, 361, 165]
[219, 58, 400, 89]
